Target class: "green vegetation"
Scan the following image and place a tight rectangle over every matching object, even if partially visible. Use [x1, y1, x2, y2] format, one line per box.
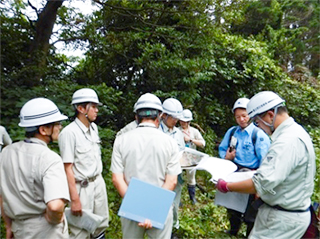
[1, 0, 319, 238]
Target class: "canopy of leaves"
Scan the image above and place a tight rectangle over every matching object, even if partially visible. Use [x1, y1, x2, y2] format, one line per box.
[1, 0, 319, 237]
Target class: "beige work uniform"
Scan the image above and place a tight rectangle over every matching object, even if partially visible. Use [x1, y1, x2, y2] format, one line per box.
[111, 123, 181, 239]
[59, 118, 109, 239]
[0, 138, 70, 239]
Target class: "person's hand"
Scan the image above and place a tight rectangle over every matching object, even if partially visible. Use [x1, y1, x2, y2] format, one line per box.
[71, 198, 82, 216]
[225, 147, 236, 160]
[138, 219, 152, 229]
[184, 135, 191, 143]
[216, 179, 229, 193]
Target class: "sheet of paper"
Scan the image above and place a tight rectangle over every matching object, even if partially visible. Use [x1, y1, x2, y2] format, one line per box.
[180, 148, 209, 167]
[192, 157, 238, 183]
[215, 191, 249, 213]
[65, 208, 103, 233]
[215, 171, 256, 213]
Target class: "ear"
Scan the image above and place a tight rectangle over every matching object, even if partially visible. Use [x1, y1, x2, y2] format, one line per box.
[77, 105, 86, 114]
[267, 110, 275, 119]
[38, 126, 48, 136]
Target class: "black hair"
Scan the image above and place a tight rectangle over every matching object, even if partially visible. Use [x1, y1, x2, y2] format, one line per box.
[136, 108, 161, 124]
[24, 122, 55, 138]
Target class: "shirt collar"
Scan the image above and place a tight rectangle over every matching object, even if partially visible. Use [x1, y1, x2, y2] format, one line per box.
[75, 117, 89, 133]
[271, 117, 294, 141]
[26, 137, 48, 147]
[139, 122, 157, 128]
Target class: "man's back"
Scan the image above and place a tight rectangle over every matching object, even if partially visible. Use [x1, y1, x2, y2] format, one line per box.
[111, 125, 181, 187]
[0, 139, 69, 219]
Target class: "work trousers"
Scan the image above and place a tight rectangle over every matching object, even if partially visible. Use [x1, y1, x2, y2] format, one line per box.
[172, 178, 183, 228]
[186, 168, 196, 185]
[121, 206, 173, 239]
[249, 204, 310, 239]
[11, 214, 68, 239]
[69, 174, 109, 239]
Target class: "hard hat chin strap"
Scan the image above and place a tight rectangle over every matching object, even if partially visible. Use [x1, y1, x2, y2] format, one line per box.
[262, 106, 280, 133]
[85, 103, 93, 124]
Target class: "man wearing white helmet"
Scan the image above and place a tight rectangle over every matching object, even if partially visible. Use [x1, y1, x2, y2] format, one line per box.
[159, 98, 184, 230]
[178, 109, 206, 204]
[111, 93, 181, 238]
[218, 97, 270, 237]
[59, 88, 109, 239]
[0, 98, 70, 239]
[216, 91, 316, 239]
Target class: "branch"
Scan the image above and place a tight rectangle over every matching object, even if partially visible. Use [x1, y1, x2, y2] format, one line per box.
[27, 0, 39, 17]
[51, 37, 87, 45]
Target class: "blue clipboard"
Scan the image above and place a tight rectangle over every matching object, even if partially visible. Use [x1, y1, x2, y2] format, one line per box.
[118, 177, 176, 230]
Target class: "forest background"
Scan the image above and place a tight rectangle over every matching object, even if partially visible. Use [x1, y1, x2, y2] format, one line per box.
[1, 0, 320, 238]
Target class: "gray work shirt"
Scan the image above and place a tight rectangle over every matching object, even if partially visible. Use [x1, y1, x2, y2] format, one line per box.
[59, 118, 102, 180]
[253, 117, 315, 210]
[159, 122, 185, 151]
[111, 123, 182, 187]
[0, 138, 70, 220]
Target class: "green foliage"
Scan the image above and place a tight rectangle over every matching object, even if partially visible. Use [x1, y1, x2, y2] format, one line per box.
[1, 0, 320, 238]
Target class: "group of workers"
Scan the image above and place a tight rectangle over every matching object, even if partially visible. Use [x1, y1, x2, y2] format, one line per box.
[0, 88, 317, 239]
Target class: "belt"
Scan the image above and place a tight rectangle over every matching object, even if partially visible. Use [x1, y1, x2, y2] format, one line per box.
[76, 175, 99, 187]
[271, 204, 309, 213]
[253, 198, 309, 213]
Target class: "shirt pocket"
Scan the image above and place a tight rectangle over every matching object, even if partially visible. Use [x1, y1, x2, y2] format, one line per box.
[75, 143, 95, 166]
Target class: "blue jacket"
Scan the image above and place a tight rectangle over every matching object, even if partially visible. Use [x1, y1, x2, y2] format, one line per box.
[219, 123, 270, 169]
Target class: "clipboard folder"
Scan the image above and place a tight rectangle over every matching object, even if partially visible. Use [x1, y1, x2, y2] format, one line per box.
[118, 177, 176, 230]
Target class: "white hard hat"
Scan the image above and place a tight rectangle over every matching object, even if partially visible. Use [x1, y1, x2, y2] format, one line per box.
[71, 88, 100, 105]
[179, 109, 193, 121]
[19, 98, 68, 128]
[134, 93, 163, 112]
[232, 98, 250, 113]
[162, 98, 183, 118]
[247, 91, 285, 118]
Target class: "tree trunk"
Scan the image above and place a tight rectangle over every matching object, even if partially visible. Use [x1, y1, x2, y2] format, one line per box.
[23, 0, 64, 87]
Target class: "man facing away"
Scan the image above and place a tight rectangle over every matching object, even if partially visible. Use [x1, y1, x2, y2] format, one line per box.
[0, 98, 70, 239]
[217, 91, 315, 239]
[218, 97, 270, 237]
[59, 88, 109, 239]
[111, 93, 181, 238]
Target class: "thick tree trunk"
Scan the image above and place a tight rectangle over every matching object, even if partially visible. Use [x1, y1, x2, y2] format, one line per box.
[23, 0, 64, 87]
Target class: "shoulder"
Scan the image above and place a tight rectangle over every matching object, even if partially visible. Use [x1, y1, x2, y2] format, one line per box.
[60, 121, 77, 134]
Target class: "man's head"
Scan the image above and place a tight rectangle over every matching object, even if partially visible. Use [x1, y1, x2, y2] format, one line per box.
[233, 98, 250, 129]
[19, 98, 68, 142]
[135, 93, 163, 124]
[162, 98, 183, 129]
[247, 91, 287, 134]
[179, 109, 193, 129]
[72, 88, 101, 122]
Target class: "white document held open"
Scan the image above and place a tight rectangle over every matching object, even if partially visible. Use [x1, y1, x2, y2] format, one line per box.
[191, 156, 238, 183]
[65, 208, 103, 234]
[214, 171, 256, 213]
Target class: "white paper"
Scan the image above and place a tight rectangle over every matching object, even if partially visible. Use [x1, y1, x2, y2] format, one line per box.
[215, 171, 257, 213]
[191, 157, 238, 183]
[65, 208, 103, 233]
[215, 191, 249, 213]
[179, 148, 209, 167]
